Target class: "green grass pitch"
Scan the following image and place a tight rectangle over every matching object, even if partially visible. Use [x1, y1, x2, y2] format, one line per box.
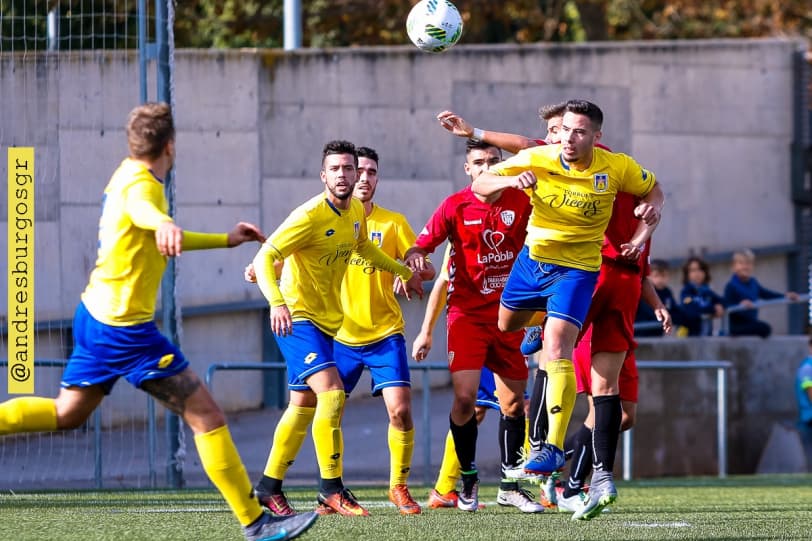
[1, 475, 810, 540]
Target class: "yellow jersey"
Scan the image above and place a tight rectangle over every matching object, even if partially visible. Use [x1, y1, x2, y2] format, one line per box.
[82, 159, 226, 325]
[336, 204, 417, 346]
[254, 195, 413, 336]
[490, 145, 656, 272]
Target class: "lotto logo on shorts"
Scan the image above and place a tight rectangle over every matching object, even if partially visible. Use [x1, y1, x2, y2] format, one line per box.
[158, 353, 175, 368]
[304, 352, 318, 364]
[447, 351, 455, 364]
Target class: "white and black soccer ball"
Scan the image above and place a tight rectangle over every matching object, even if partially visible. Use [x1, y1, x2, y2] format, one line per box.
[406, 0, 463, 54]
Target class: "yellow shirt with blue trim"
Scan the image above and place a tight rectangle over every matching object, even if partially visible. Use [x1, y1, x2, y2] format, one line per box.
[489, 144, 656, 272]
[82, 159, 227, 326]
[253, 195, 413, 337]
[336, 204, 417, 346]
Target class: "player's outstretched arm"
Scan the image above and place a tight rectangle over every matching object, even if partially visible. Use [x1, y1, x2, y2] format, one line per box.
[472, 170, 536, 197]
[437, 110, 536, 155]
[641, 277, 672, 334]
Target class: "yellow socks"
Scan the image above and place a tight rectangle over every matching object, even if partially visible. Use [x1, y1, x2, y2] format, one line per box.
[195, 425, 261, 526]
[0, 397, 57, 435]
[263, 404, 315, 480]
[388, 426, 414, 487]
[545, 359, 576, 449]
[312, 389, 345, 480]
[434, 430, 460, 494]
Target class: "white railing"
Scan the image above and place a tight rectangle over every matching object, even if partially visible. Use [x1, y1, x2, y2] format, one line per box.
[719, 293, 810, 335]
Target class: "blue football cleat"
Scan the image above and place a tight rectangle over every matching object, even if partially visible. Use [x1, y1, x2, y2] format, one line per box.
[520, 326, 543, 356]
[523, 443, 565, 476]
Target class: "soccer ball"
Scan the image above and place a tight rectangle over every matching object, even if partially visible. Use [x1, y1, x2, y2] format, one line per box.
[406, 0, 463, 54]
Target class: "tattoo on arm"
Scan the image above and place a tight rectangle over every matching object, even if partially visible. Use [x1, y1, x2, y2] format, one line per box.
[141, 370, 202, 416]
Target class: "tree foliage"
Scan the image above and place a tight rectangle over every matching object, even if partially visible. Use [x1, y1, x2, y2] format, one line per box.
[1, 0, 810, 51]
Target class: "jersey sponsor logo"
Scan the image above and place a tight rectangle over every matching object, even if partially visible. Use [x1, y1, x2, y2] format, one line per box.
[480, 273, 509, 295]
[482, 229, 504, 251]
[477, 229, 514, 264]
[325, 229, 335, 237]
[319, 247, 353, 266]
[593, 173, 608, 192]
[353, 221, 360, 239]
[541, 189, 601, 217]
[348, 254, 376, 274]
[304, 352, 318, 364]
[500, 210, 515, 226]
[463, 218, 482, 226]
[371, 231, 382, 246]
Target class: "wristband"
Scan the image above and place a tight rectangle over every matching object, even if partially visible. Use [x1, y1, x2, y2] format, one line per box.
[472, 128, 484, 142]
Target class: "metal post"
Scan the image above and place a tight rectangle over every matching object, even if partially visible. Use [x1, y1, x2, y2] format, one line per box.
[147, 396, 157, 487]
[138, 0, 148, 103]
[93, 409, 103, 488]
[283, 0, 302, 50]
[154, 0, 183, 489]
[717, 367, 727, 478]
[422, 367, 431, 487]
[622, 428, 633, 481]
[47, 9, 59, 51]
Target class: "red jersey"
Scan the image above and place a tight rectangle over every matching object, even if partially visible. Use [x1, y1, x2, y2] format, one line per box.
[602, 191, 651, 277]
[415, 185, 531, 323]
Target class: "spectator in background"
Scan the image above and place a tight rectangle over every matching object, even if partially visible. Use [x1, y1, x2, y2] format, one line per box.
[723, 249, 799, 338]
[680, 256, 724, 336]
[635, 259, 683, 337]
[796, 337, 812, 470]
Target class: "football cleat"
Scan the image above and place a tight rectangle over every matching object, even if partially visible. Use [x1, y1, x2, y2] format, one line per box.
[520, 326, 543, 356]
[457, 480, 479, 512]
[243, 511, 318, 541]
[503, 465, 544, 484]
[556, 489, 588, 514]
[427, 489, 458, 509]
[254, 487, 296, 517]
[497, 487, 545, 513]
[388, 484, 421, 515]
[539, 473, 559, 509]
[572, 471, 617, 521]
[317, 488, 370, 517]
[524, 443, 566, 475]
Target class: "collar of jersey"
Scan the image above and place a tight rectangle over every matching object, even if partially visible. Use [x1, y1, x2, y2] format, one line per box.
[325, 197, 342, 216]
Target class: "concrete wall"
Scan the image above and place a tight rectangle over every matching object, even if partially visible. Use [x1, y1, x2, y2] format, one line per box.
[631, 336, 808, 476]
[0, 40, 807, 428]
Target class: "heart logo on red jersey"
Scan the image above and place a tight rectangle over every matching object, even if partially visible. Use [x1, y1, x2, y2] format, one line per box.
[482, 229, 505, 251]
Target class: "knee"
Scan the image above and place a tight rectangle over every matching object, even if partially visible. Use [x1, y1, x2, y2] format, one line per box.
[388, 402, 413, 431]
[452, 395, 476, 418]
[499, 394, 524, 418]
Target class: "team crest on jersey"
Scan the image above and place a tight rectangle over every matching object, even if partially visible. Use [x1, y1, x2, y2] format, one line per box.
[593, 173, 608, 192]
[371, 231, 383, 246]
[353, 221, 360, 239]
[500, 210, 515, 226]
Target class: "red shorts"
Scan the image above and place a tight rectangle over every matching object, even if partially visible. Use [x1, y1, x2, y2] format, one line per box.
[579, 261, 641, 354]
[573, 325, 639, 403]
[447, 313, 528, 381]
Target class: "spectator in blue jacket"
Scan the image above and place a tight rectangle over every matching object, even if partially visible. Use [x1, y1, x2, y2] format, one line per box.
[796, 337, 812, 470]
[723, 249, 798, 338]
[680, 256, 724, 336]
[636, 259, 685, 337]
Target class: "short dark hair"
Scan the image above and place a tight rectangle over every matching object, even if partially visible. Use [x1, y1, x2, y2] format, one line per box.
[357, 146, 379, 166]
[465, 138, 502, 159]
[126, 102, 175, 161]
[682, 256, 711, 285]
[564, 99, 603, 130]
[650, 259, 670, 273]
[538, 102, 567, 121]
[322, 140, 358, 168]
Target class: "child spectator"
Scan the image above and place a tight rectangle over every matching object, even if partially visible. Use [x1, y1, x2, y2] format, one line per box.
[635, 259, 683, 337]
[680, 256, 724, 336]
[796, 337, 812, 470]
[723, 249, 799, 338]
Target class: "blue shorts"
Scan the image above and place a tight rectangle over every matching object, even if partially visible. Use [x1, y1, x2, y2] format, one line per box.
[275, 320, 336, 391]
[334, 334, 410, 396]
[61, 302, 188, 394]
[476, 367, 500, 411]
[476, 367, 529, 411]
[500, 246, 599, 328]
